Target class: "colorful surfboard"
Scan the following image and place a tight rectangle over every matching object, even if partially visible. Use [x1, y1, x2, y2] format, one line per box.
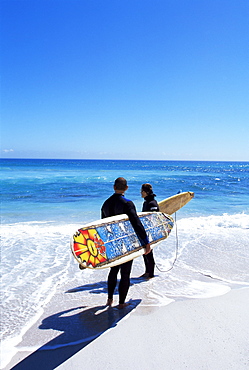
[71, 212, 174, 270]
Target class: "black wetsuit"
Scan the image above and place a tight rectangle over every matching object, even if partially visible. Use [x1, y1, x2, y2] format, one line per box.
[101, 193, 149, 304]
[142, 194, 159, 277]
[142, 194, 159, 213]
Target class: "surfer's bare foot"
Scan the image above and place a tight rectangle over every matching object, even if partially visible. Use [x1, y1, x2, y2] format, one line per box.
[117, 302, 130, 309]
[106, 298, 113, 306]
[140, 273, 149, 278]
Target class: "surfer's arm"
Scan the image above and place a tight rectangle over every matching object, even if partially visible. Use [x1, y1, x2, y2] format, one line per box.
[144, 243, 151, 255]
[101, 207, 106, 218]
[125, 202, 149, 245]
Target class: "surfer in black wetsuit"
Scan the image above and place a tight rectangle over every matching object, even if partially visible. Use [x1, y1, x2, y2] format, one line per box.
[140, 183, 159, 279]
[101, 177, 151, 309]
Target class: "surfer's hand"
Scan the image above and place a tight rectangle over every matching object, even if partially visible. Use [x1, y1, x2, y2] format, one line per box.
[144, 244, 151, 255]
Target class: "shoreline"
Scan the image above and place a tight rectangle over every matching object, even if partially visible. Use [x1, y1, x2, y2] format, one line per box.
[3, 287, 249, 370]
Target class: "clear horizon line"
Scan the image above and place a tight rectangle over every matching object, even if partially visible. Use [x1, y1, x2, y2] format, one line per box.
[1, 157, 249, 163]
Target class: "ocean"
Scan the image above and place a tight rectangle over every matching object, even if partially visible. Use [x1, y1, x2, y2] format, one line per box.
[1, 159, 249, 368]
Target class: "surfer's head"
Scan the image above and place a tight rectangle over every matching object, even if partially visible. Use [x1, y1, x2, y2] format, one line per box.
[114, 177, 128, 192]
[141, 183, 154, 197]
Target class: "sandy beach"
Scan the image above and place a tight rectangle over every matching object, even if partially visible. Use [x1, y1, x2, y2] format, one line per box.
[3, 287, 249, 370]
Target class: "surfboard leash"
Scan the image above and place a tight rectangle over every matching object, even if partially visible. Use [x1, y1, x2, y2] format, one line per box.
[155, 211, 179, 273]
[154, 212, 229, 282]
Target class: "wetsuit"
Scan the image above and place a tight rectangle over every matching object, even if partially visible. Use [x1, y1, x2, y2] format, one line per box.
[142, 194, 159, 278]
[101, 193, 149, 304]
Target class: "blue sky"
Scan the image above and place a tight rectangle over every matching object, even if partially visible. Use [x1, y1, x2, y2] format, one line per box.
[1, 0, 248, 161]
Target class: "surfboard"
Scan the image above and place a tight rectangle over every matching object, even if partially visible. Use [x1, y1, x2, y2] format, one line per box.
[158, 191, 194, 215]
[71, 212, 174, 270]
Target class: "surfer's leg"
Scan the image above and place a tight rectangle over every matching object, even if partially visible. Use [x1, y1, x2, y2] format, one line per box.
[119, 260, 133, 305]
[145, 250, 155, 278]
[141, 254, 150, 276]
[107, 265, 120, 303]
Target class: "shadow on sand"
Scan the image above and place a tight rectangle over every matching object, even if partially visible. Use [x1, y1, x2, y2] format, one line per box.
[10, 299, 141, 370]
[65, 276, 153, 295]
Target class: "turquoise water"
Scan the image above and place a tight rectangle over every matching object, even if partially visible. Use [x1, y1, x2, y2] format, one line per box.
[1, 158, 249, 223]
[1, 159, 249, 368]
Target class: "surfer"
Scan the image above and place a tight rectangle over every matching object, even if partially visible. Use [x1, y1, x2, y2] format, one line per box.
[101, 177, 151, 309]
[140, 183, 159, 279]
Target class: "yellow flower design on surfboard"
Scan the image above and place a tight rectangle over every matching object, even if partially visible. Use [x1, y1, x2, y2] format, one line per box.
[73, 228, 107, 267]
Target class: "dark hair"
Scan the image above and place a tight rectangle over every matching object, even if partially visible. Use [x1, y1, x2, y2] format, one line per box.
[114, 177, 127, 190]
[141, 183, 153, 195]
